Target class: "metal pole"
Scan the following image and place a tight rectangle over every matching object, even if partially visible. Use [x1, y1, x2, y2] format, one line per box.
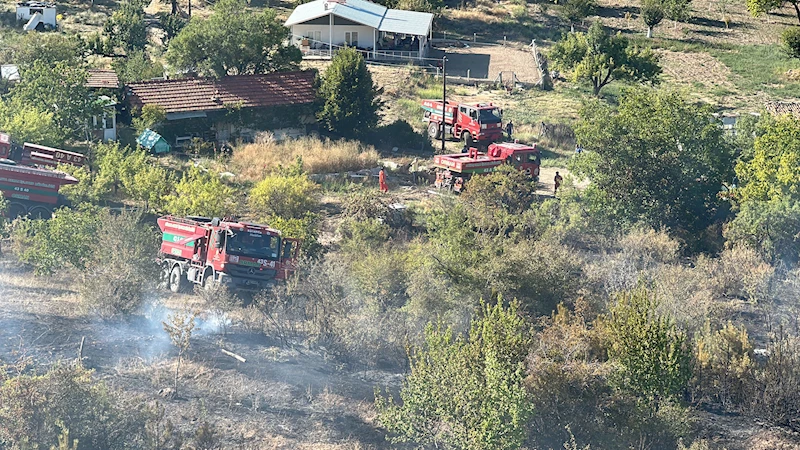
[441, 54, 447, 154]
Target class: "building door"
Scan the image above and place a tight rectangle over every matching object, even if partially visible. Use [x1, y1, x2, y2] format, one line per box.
[345, 31, 358, 47]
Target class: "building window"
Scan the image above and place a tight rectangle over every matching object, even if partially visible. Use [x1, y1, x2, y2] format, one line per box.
[305, 31, 321, 43]
[345, 31, 358, 47]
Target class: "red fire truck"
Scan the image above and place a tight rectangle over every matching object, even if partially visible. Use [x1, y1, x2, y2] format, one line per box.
[158, 215, 301, 292]
[433, 142, 541, 192]
[422, 100, 504, 147]
[0, 160, 78, 218]
[0, 132, 86, 218]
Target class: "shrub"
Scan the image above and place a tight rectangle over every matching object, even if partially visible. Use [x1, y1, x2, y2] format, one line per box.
[164, 167, 237, 218]
[376, 300, 532, 450]
[11, 205, 104, 274]
[267, 214, 321, 257]
[132, 104, 166, 134]
[605, 287, 692, 406]
[231, 137, 379, 181]
[248, 172, 319, 220]
[724, 200, 800, 263]
[748, 335, 800, 430]
[462, 164, 537, 234]
[699, 245, 774, 302]
[80, 210, 160, 316]
[370, 119, 427, 149]
[693, 322, 754, 410]
[782, 27, 800, 59]
[0, 363, 151, 449]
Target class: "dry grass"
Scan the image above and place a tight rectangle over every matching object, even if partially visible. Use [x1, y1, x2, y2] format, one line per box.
[230, 137, 380, 182]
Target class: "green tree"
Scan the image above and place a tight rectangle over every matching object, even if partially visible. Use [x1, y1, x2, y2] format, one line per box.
[561, 0, 597, 31]
[460, 164, 538, 234]
[0, 99, 62, 146]
[156, 12, 187, 45]
[318, 47, 382, 137]
[10, 61, 99, 142]
[112, 50, 165, 84]
[133, 104, 167, 134]
[376, 299, 532, 449]
[164, 167, 236, 217]
[736, 114, 800, 203]
[724, 199, 800, 262]
[606, 288, 692, 407]
[120, 150, 173, 211]
[395, 0, 443, 12]
[572, 88, 735, 237]
[12, 32, 85, 67]
[549, 21, 661, 95]
[103, 0, 148, 53]
[664, 0, 692, 22]
[166, 0, 301, 77]
[641, 0, 665, 37]
[747, 0, 800, 24]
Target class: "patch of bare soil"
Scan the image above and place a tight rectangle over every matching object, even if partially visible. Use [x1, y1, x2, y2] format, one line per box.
[659, 50, 734, 89]
[443, 43, 542, 83]
[0, 257, 397, 448]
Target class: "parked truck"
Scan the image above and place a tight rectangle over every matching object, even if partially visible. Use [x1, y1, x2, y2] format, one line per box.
[0, 132, 87, 218]
[422, 100, 504, 147]
[157, 215, 301, 293]
[433, 142, 541, 192]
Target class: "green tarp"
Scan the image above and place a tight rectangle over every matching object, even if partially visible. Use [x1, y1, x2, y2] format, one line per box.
[137, 129, 171, 154]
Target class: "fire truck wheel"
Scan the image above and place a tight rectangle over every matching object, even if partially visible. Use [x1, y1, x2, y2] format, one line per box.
[7, 203, 26, 218]
[463, 132, 473, 148]
[169, 265, 186, 293]
[202, 267, 216, 290]
[27, 206, 52, 219]
[428, 122, 442, 140]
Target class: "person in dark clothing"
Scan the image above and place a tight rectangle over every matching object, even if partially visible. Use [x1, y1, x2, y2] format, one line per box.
[554, 171, 563, 195]
[505, 121, 514, 140]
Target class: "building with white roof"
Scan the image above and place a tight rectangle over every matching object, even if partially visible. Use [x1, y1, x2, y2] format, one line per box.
[284, 0, 434, 60]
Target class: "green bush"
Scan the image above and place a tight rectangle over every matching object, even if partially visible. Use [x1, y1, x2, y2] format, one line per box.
[248, 172, 319, 220]
[11, 205, 104, 274]
[0, 363, 151, 449]
[80, 210, 160, 316]
[370, 119, 427, 149]
[376, 299, 532, 449]
[725, 200, 800, 263]
[781, 27, 800, 59]
[605, 287, 692, 406]
[165, 167, 237, 218]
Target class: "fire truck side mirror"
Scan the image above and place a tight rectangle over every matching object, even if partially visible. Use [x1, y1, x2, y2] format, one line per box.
[214, 230, 224, 249]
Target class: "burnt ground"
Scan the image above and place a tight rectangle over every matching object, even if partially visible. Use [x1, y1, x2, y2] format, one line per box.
[0, 257, 398, 449]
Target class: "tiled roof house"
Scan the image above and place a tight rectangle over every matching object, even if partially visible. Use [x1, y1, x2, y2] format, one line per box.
[86, 69, 121, 89]
[125, 70, 318, 144]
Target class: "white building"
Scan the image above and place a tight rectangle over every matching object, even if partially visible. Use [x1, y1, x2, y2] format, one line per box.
[16, 1, 57, 31]
[285, 0, 434, 61]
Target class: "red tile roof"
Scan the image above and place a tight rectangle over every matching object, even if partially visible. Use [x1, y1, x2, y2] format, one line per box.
[126, 71, 317, 114]
[86, 69, 121, 89]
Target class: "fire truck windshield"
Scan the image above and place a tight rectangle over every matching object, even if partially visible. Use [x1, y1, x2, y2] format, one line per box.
[226, 232, 280, 260]
[479, 109, 502, 124]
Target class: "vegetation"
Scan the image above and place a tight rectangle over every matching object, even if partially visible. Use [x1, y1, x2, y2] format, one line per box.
[164, 166, 236, 217]
[166, 0, 301, 77]
[318, 47, 382, 137]
[549, 21, 661, 95]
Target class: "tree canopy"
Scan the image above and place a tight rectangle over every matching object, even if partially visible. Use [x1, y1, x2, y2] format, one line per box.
[166, 0, 301, 77]
[103, 0, 148, 53]
[9, 61, 99, 143]
[549, 21, 661, 95]
[318, 47, 382, 137]
[747, 0, 800, 24]
[572, 88, 735, 238]
[735, 114, 800, 204]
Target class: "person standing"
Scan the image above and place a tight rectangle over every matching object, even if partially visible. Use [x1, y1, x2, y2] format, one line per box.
[505, 121, 514, 140]
[379, 168, 389, 193]
[554, 171, 563, 195]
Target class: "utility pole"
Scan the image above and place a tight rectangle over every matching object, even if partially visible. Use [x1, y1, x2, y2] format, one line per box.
[441, 53, 447, 154]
